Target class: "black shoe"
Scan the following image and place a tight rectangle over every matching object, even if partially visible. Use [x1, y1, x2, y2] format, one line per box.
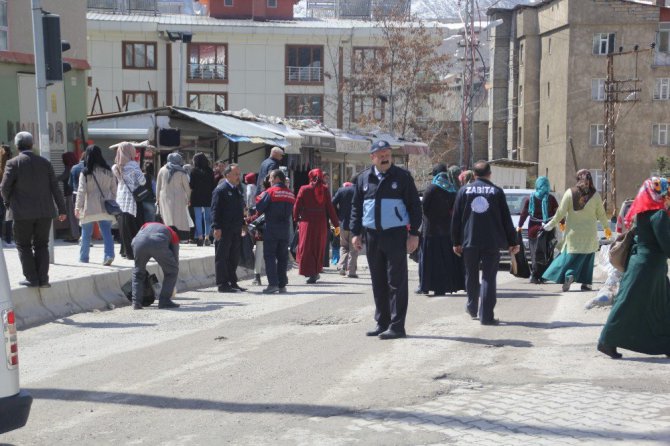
[481, 318, 500, 326]
[196, 238, 204, 247]
[132, 303, 143, 310]
[597, 343, 622, 359]
[433, 292, 446, 297]
[347, 274, 359, 278]
[530, 277, 541, 284]
[262, 286, 280, 294]
[230, 283, 247, 292]
[251, 274, 262, 286]
[378, 328, 407, 340]
[366, 325, 387, 336]
[39, 283, 51, 289]
[217, 285, 238, 293]
[466, 309, 478, 320]
[581, 284, 593, 291]
[278, 287, 287, 293]
[158, 300, 180, 309]
[414, 287, 429, 295]
[306, 274, 320, 284]
[19, 280, 38, 287]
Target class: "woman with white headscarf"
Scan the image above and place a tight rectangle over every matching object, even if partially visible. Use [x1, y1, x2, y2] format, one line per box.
[156, 152, 191, 237]
[112, 142, 146, 260]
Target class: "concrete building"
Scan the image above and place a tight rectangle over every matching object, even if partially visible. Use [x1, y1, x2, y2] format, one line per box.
[488, 0, 670, 208]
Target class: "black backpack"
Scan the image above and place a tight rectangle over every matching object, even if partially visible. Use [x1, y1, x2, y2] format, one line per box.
[121, 274, 158, 307]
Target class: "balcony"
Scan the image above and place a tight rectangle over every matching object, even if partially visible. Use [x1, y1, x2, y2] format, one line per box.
[286, 66, 323, 83]
[188, 63, 227, 82]
[87, 0, 158, 15]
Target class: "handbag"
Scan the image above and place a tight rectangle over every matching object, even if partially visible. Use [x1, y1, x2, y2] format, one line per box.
[122, 175, 152, 203]
[121, 273, 158, 307]
[609, 228, 635, 272]
[91, 172, 122, 217]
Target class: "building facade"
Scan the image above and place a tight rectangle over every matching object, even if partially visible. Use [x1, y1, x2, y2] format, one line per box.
[488, 0, 670, 209]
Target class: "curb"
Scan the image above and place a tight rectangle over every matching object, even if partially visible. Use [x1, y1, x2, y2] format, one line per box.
[11, 255, 249, 329]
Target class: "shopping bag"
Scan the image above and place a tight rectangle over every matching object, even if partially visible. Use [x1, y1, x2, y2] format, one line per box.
[510, 232, 531, 278]
[239, 233, 256, 270]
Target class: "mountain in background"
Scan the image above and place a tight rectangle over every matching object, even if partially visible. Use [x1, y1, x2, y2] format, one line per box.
[294, 0, 533, 19]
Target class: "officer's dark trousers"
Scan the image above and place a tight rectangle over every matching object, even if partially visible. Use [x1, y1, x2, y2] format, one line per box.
[131, 238, 179, 304]
[263, 237, 289, 287]
[366, 227, 408, 332]
[215, 231, 241, 287]
[14, 217, 51, 285]
[463, 247, 501, 323]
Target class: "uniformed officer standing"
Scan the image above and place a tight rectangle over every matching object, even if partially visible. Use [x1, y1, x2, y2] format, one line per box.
[451, 160, 519, 325]
[211, 163, 247, 293]
[131, 222, 180, 310]
[351, 140, 422, 339]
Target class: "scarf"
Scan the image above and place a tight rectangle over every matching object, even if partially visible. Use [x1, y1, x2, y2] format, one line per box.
[309, 168, 326, 205]
[432, 165, 461, 193]
[112, 142, 136, 180]
[166, 153, 186, 183]
[529, 176, 551, 222]
[570, 169, 596, 211]
[624, 177, 669, 228]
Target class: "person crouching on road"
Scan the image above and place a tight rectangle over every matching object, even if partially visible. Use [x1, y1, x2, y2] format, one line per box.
[255, 169, 296, 294]
[350, 140, 422, 340]
[131, 222, 180, 310]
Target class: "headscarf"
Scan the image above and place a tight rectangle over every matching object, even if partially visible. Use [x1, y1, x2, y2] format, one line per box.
[624, 177, 669, 228]
[458, 170, 474, 185]
[62, 152, 78, 169]
[166, 152, 186, 183]
[431, 163, 447, 177]
[571, 169, 597, 211]
[529, 176, 551, 222]
[244, 172, 257, 185]
[112, 142, 136, 180]
[82, 145, 111, 176]
[308, 168, 326, 205]
[432, 165, 461, 193]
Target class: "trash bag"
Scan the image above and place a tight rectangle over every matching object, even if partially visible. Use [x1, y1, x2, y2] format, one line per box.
[510, 232, 531, 278]
[239, 232, 256, 270]
[534, 228, 557, 266]
[121, 273, 158, 307]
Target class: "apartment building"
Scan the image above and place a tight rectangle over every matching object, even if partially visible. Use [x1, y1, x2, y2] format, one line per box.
[488, 0, 670, 207]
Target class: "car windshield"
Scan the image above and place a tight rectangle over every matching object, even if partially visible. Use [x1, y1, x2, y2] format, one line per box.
[506, 193, 530, 215]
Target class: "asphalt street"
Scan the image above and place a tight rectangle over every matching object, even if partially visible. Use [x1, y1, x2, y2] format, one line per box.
[3, 259, 670, 445]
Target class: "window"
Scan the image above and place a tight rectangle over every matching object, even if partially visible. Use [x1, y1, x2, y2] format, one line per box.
[591, 79, 606, 101]
[658, 27, 670, 53]
[187, 92, 227, 112]
[652, 123, 669, 146]
[188, 43, 227, 82]
[593, 33, 615, 55]
[654, 78, 670, 100]
[267, 0, 277, 7]
[0, 0, 7, 51]
[352, 47, 384, 73]
[590, 124, 605, 146]
[224, 0, 233, 6]
[123, 91, 157, 109]
[286, 46, 323, 83]
[519, 43, 524, 64]
[286, 94, 323, 120]
[351, 96, 385, 122]
[123, 42, 157, 69]
[589, 169, 603, 192]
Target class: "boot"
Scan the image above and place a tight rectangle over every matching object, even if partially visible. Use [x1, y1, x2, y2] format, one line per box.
[252, 274, 262, 286]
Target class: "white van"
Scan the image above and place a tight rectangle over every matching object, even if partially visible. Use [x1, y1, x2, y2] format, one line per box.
[0, 245, 32, 433]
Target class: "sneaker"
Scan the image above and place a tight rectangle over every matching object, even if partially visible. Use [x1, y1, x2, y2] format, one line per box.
[103, 257, 114, 266]
[562, 275, 575, 292]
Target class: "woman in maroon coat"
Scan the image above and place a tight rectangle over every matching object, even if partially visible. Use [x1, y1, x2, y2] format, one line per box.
[294, 169, 340, 283]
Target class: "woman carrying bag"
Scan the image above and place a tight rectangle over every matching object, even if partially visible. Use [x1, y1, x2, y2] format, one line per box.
[74, 145, 118, 265]
[112, 142, 146, 260]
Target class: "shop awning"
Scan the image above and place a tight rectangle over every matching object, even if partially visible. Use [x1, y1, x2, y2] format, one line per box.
[335, 133, 371, 154]
[248, 121, 303, 154]
[299, 130, 336, 152]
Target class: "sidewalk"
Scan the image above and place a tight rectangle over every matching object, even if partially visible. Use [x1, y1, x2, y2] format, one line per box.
[3, 240, 222, 329]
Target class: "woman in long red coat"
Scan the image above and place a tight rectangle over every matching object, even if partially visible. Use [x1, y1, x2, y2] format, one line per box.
[293, 169, 340, 283]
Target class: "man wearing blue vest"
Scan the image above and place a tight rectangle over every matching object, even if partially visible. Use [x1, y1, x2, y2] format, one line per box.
[351, 140, 422, 340]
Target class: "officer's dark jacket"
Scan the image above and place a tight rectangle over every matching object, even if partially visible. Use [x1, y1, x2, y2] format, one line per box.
[332, 185, 354, 231]
[255, 157, 280, 194]
[451, 177, 517, 249]
[211, 180, 245, 231]
[255, 183, 295, 240]
[350, 164, 422, 236]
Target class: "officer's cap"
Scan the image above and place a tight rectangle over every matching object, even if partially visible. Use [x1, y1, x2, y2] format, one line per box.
[370, 140, 392, 154]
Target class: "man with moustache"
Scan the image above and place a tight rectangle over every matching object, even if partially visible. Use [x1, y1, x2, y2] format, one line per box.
[350, 140, 422, 340]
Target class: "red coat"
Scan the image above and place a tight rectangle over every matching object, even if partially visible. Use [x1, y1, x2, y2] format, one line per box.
[293, 184, 339, 276]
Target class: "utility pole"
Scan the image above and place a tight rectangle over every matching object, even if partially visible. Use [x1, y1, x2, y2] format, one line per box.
[602, 47, 643, 216]
[460, 0, 476, 168]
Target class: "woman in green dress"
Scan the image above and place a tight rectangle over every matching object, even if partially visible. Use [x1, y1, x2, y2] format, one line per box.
[598, 177, 670, 359]
[542, 170, 611, 291]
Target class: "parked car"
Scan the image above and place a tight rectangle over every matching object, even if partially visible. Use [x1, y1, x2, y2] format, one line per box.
[0, 246, 32, 434]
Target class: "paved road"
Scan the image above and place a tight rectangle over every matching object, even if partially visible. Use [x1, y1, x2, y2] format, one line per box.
[3, 260, 670, 445]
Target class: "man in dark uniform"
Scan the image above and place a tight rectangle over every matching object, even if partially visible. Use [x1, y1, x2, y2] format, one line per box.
[212, 163, 247, 293]
[131, 222, 181, 310]
[255, 147, 283, 195]
[255, 169, 295, 294]
[332, 178, 358, 277]
[351, 140, 422, 340]
[451, 160, 519, 325]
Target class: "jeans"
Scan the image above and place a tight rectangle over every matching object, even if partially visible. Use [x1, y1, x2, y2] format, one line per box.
[80, 220, 114, 263]
[193, 206, 212, 239]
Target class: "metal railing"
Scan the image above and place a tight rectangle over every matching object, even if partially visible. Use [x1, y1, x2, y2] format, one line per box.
[87, 0, 158, 15]
[188, 63, 227, 81]
[286, 66, 323, 83]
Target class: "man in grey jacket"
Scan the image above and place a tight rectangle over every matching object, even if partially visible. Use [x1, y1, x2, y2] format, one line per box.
[0, 132, 66, 288]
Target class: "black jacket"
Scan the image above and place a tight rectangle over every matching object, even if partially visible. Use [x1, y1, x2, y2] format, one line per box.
[211, 180, 245, 231]
[256, 157, 280, 195]
[350, 164, 422, 237]
[255, 183, 295, 240]
[332, 185, 355, 231]
[451, 177, 517, 250]
[189, 167, 216, 207]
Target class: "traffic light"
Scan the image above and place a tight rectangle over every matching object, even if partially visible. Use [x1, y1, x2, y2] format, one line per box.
[42, 13, 71, 82]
